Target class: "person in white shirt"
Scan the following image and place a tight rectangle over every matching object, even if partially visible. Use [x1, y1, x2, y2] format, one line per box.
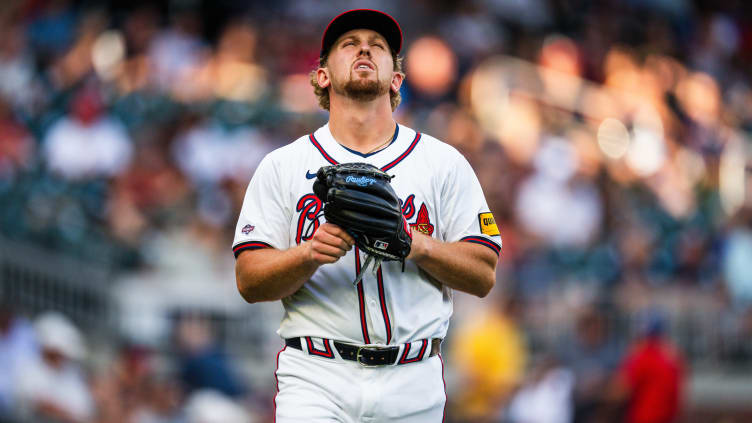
[43, 86, 132, 181]
[13, 312, 94, 423]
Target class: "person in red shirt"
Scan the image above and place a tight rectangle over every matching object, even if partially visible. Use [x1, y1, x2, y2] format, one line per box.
[612, 310, 686, 423]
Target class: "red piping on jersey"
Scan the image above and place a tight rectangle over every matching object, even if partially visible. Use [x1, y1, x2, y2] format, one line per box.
[381, 132, 421, 172]
[440, 354, 447, 423]
[398, 339, 428, 364]
[355, 248, 371, 344]
[309, 131, 422, 171]
[308, 133, 339, 165]
[376, 266, 392, 344]
[305, 337, 335, 358]
[233, 241, 273, 258]
[460, 236, 501, 255]
[273, 346, 286, 423]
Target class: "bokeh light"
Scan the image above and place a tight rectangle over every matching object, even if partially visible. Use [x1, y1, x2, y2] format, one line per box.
[596, 118, 630, 159]
[625, 126, 666, 176]
[676, 71, 721, 126]
[92, 30, 125, 80]
[279, 73, 320, 113]
[720, 137, 747, 216]
[406, 36, 457, 97]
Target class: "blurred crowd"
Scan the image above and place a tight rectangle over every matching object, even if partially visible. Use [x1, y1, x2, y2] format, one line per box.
[1, 0, 751, 422]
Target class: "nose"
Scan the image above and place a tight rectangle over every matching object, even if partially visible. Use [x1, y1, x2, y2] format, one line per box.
[358, 43, 372, 57]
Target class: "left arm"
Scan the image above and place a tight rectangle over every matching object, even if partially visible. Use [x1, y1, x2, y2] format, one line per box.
[408, 231, 497, 297]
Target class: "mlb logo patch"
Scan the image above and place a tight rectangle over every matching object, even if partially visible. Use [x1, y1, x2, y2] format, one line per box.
[241, 224, 255, 235]
[374, 240, 389, 250]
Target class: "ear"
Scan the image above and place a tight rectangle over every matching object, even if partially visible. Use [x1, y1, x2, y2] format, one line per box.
[316, 67, 331, 89]
[390, 72, 404, 94]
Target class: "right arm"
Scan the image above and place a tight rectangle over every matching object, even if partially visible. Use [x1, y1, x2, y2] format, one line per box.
[235, 223, 354, 303]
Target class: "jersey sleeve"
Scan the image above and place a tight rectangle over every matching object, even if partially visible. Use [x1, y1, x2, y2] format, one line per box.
[232, 154, 291, 258]
[440, 153, 502, 256]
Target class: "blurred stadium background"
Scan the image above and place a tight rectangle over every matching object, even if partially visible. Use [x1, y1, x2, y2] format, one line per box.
[0, 0, 751, 422]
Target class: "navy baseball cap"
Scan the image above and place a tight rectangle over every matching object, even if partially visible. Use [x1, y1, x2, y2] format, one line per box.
[320, 9, 403, 58]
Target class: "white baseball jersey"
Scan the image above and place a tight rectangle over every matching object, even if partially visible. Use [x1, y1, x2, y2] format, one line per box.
[233, 123, 501, 347]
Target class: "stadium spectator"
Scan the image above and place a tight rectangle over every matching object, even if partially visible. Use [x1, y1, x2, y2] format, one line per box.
[0, 97, 34, 181]
[148, 8, 206, 96]
[174, 313, 246, 398]
[171, 116, 269, 187]
[90, 344, 157, 423]
[0, 22, 38, 113]
[450, 295, 528, 422]
[557, 305, 622, 423]
[506, 357, 574, 423]
[610, 310, 685, 423]
[0, 301, 38, 420]
[514, 137, 603, 248]
[13, 312, 93, 423]
[42, 85, 132, 180]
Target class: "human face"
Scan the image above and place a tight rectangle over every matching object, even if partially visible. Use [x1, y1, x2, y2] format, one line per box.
[321, 29, 398, 103]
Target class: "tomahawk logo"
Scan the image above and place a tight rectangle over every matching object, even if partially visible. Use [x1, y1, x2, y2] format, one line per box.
[410, 203, 434, 236]
[374, 240, 389, 250]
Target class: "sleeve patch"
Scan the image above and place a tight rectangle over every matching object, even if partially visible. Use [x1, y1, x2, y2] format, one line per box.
[478, 213, 500, 236]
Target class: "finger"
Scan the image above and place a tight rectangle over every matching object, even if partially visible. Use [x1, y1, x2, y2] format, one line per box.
[315, 230, 352, 251]
[322, 223, 355, 246]
[312, 240, 348, 258]
[312, 252, 339, 264]
[305, 241, 338, 264]
[341, 232, 355, 247]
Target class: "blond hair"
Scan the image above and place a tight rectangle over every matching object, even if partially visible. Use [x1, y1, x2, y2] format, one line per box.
[309, 53, 404, 111]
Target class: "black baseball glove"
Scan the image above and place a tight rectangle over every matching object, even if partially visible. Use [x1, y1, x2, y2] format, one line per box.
[313, 162, 412, 282]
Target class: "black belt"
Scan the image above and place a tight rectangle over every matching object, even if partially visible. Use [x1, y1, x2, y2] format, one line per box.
[285, 337, 442, 366]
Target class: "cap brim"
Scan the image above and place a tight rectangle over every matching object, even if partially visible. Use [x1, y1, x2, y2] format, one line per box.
[321, 9, 402, 58]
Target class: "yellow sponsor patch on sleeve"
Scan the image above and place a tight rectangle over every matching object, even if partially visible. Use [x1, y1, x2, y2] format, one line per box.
[478, 212, 500, 236]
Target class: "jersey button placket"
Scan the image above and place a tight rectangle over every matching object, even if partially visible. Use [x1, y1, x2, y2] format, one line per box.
[366, 296, 382, 342]
[363, 276, 385, 344]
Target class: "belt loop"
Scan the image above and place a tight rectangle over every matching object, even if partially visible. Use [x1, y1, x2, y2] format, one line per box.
[391, 342, 408, 367]
[305, 337, 335, 359]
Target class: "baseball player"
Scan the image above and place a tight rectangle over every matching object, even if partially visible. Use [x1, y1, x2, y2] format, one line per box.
[233, 9, 501, 422]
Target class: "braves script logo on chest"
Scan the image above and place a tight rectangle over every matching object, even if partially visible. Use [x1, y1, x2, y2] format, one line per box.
[296, 194, 322, 244]
[295, 192, 433, 244]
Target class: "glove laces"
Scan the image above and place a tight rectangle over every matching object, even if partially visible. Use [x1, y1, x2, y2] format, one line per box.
[353, 255, 382, 285]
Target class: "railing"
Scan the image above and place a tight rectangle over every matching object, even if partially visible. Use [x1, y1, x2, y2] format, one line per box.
[0, 235, 279, 365]
[0, 236, 113, 338]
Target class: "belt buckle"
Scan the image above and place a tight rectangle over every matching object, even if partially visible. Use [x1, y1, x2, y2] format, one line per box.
[356, 344, 389, 367]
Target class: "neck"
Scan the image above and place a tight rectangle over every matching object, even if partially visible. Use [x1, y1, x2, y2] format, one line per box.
[328, 94, 395, 154]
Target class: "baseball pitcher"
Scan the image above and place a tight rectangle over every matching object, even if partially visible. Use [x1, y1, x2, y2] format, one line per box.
[233, 9, 501, 422]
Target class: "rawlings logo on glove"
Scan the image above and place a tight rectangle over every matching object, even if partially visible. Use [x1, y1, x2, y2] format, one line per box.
[313, 162, 412, 283]
[345, 175, 377, 186]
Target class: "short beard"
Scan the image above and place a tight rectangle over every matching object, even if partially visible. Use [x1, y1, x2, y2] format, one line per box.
[332, 74, 389, 102]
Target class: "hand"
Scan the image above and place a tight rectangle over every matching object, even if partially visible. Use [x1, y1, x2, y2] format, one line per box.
[306, 223, 354, 265]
